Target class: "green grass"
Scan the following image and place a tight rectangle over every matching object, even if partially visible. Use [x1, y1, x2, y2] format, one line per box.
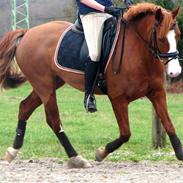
[0, 83, 183, 162]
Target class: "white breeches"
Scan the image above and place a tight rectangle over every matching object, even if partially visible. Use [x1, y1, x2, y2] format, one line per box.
[80, 13, 111, 61]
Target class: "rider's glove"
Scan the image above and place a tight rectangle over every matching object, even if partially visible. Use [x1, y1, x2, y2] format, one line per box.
[104, 6, 121, 17]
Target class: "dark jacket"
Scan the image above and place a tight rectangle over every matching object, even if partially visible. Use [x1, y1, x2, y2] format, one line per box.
[76, 0, 112, 15]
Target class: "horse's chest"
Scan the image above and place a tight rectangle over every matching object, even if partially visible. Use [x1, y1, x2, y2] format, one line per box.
[125, 80, 149, 99]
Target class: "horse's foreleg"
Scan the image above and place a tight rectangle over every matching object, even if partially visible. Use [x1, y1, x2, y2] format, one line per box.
[4, 91, 42, 162]
[96, 95, 131, 161]
[44, 91, 91, 168]
[148, 89, 183, 160]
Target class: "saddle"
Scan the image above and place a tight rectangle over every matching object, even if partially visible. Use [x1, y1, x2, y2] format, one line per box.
[56, 17, 117, 93]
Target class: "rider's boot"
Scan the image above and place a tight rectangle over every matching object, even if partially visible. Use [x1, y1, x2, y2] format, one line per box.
[84, 59, 99, 113]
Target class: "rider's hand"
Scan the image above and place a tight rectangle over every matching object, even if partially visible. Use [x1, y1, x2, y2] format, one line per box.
[104, 7, 121, 17]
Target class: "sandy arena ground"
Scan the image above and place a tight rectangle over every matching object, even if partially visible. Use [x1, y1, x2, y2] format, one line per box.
[1, 159, 183, 183]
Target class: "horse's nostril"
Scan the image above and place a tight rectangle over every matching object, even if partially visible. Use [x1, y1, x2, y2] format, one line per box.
[168, 72, 177, 78]
[168, 72, 180, 78]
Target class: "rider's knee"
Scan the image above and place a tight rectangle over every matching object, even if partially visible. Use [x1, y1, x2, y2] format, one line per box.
[90, 52, 101, 61]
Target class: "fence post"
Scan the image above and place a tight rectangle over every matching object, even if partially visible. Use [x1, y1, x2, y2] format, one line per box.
[152, 108, 166, 148]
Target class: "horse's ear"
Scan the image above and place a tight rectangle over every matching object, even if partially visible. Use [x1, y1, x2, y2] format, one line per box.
[172, 7, 180, 19]
[155, 8, 164, 25]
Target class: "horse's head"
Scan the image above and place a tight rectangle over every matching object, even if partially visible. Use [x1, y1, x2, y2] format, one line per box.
[154, 6, 181, 77]
[124, 3, 182, 78]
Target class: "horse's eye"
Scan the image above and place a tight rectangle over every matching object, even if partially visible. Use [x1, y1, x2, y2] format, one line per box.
[170, 23, 176, 30]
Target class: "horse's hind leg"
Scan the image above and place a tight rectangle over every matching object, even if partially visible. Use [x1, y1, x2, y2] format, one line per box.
[147, 89, 183, 160]
[3, 77, 65, 162]
[3, 90, 42, 162]
[96, 95, 131, 161]
[44, 90, 91, 168]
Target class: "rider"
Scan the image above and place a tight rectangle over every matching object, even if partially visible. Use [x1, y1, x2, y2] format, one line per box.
[76, 0, 133, 113]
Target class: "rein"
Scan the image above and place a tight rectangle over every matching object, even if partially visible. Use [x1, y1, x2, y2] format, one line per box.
[112, 8, 127, 74]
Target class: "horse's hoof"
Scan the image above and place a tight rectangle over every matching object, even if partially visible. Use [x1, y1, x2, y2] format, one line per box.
[3, 147, 19, 163]
[95, 147, 108, 162]
[176, 152, 183, 161]
[67, 155, 92, 168]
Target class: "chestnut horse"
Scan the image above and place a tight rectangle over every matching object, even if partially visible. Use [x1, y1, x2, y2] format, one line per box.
[0, 3, 182, 167]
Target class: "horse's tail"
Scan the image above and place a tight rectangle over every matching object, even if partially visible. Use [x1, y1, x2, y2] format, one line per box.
[0, 29, 27, 89]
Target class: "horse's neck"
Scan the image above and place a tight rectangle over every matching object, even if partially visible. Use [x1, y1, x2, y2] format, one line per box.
[124, 16, 163, 74]
[136, 16, 165, 73]
[123, 15, 155, 65]
[132, 15, 155, 43]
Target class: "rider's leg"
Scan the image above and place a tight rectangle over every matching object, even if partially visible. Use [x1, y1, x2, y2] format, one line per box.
[81, 13, 111, 112]
[84, 58, 99, 112]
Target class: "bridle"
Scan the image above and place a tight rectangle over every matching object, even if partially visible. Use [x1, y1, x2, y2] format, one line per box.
[112, 10, 181, 75]
[150, 23, 179, 64]
[134, 22, 179, 65]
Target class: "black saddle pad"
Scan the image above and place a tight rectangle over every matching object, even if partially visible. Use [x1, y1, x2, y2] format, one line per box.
[57, 17, 117, 73]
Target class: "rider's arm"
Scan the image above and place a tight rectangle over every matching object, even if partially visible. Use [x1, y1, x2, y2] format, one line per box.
[80, 0, 105, 12]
